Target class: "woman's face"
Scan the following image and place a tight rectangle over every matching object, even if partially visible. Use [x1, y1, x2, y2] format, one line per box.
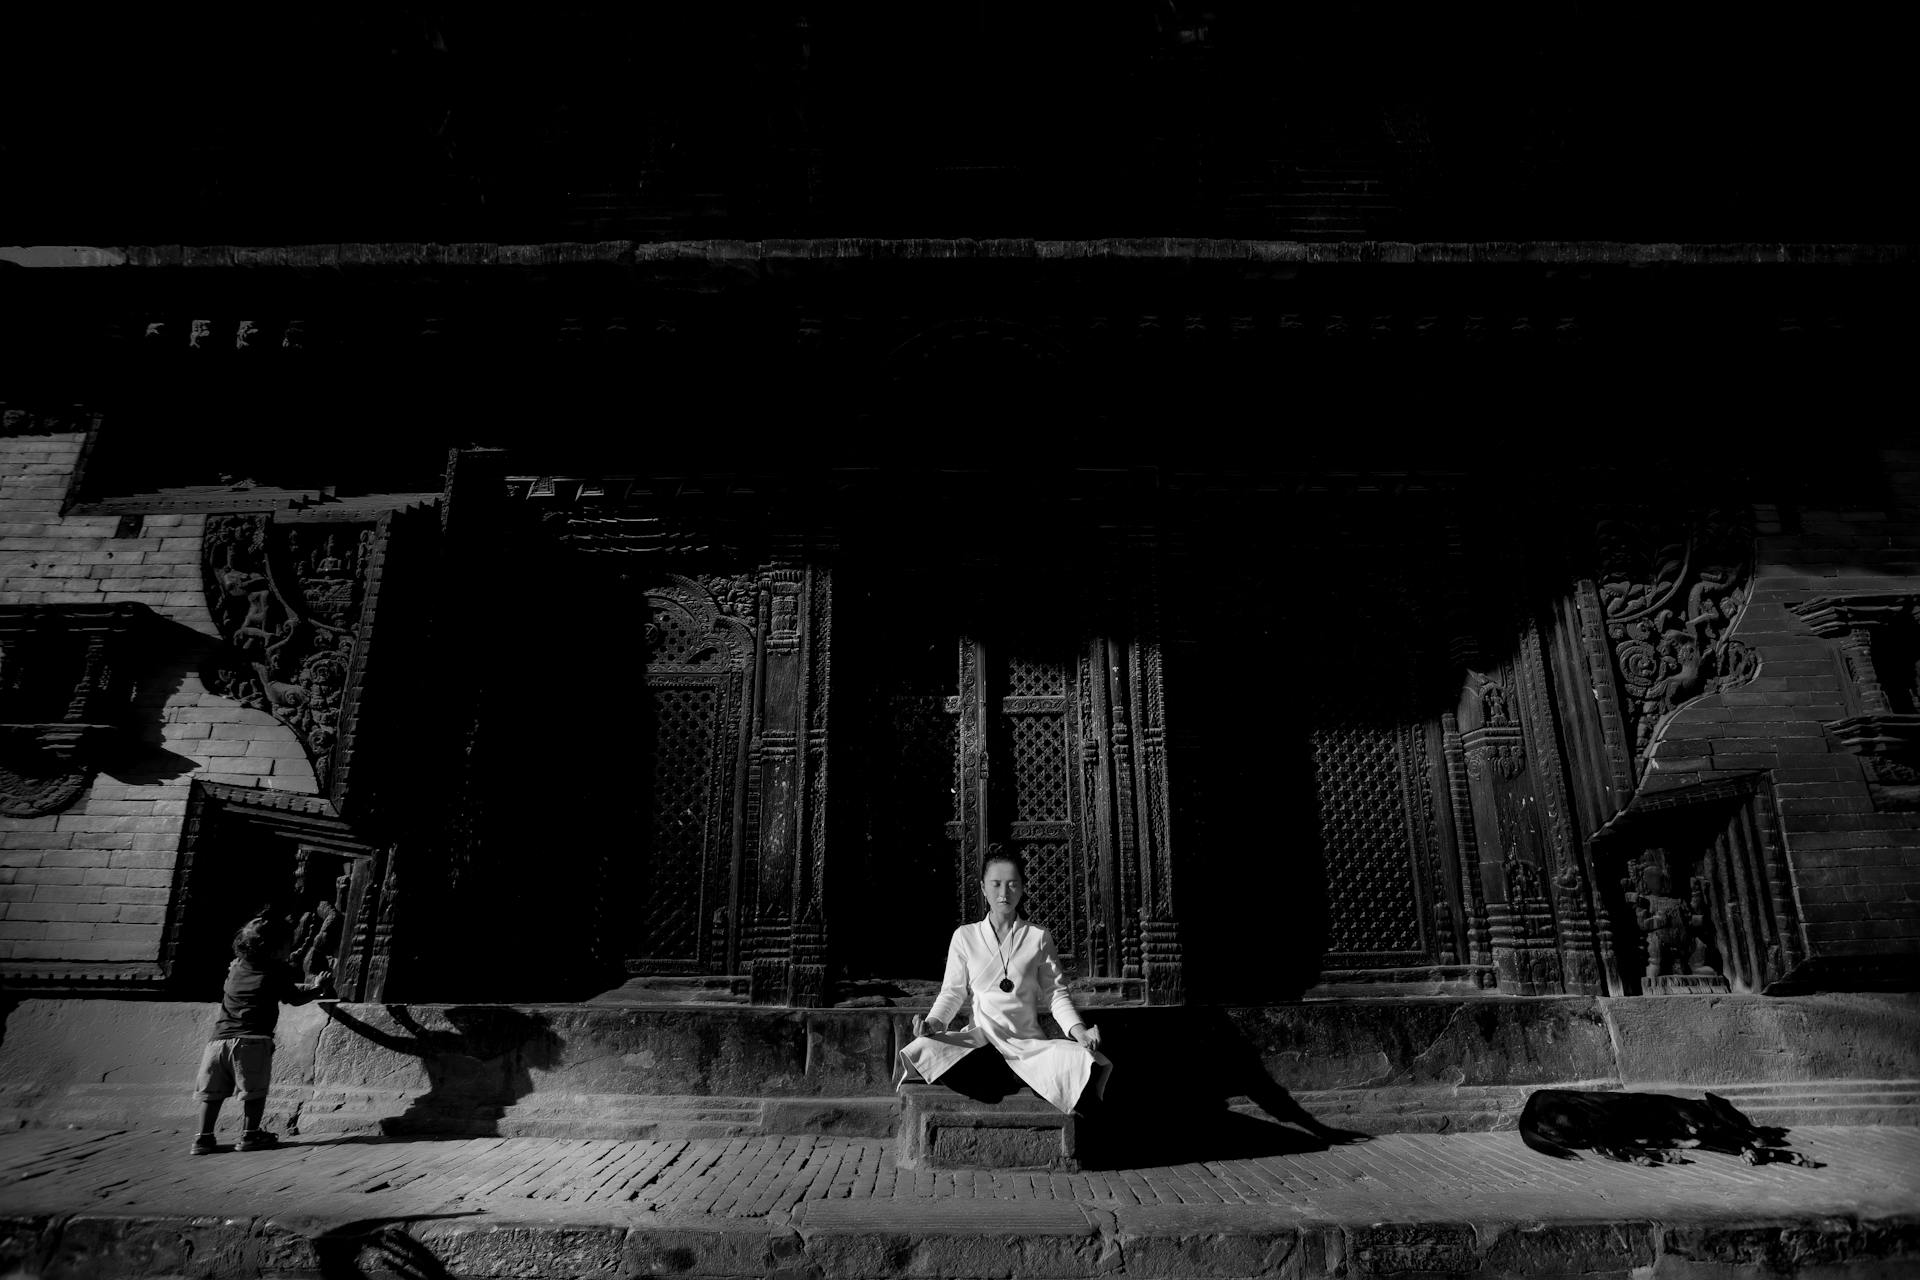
[980, 860, 1025, 917]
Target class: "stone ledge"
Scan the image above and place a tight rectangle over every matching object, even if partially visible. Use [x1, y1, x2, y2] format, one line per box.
[4, 995, 1914, 1141]
[3, 1208, 1916, 1279]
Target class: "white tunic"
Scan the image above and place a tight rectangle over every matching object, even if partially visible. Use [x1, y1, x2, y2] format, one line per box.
[897, 916, 1111, 1114]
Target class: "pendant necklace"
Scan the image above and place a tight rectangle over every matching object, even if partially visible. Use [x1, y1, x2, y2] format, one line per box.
[993, 919, 1019, 993]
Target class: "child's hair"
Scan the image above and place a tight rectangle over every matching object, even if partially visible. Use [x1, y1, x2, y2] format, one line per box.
[232, 913, 291, 963]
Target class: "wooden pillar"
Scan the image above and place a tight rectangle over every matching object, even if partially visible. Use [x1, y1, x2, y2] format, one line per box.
[747, 550, 835, 1006]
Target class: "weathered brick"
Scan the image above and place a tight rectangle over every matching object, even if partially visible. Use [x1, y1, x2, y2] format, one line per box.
[1712, 737, 1826, 754]
[68, 833, 137, 851]
[1, 830, 69, 849]
[108, 852, 176, 871]
[1775, 764, 1863, 782]
[207, 722, 286, 741]
[1706, 754, 1780, 770]
[24, 867, 84, 886]
[80, 799, 163, 817]
[97, 563, 181, 578]
[38, 849, 107, 868]
[166, 706, 247, 723]
[55, 815, 178, 835]
[1792, 830, 1906, 850]
[0, 921, 50, 941]
[46, 939, 152, 962]
[120, 869, 174, 888]
[1784, 811, 1884, 830]
[32, 885, 106, 904]
[1776, 781, 1865, 799]
[82, 868, 129, 887]
[110, 887, 170, 906]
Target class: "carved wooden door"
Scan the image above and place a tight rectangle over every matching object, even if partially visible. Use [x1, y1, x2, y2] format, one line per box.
[630, 578, 754, 975]
[1307, 696, 1464, 985]
[953, 635, 1098, 977]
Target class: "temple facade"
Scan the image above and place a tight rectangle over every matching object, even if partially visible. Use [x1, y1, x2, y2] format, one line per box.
[1, 241, 1914, 1019]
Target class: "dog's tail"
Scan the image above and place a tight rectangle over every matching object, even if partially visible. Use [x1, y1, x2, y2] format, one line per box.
[1520, 1125, 1582, 1160]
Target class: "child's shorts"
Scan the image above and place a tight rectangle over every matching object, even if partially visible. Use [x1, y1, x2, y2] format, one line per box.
[193, 1036, 275, 1102]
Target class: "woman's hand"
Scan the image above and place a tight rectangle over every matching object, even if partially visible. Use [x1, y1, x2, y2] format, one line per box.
[912, 1014, 947, 1038]
[1069, 1022, 1102, 1051]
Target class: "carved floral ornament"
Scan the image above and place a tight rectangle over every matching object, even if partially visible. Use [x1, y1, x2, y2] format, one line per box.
[1596, 512, 1759, 766]
[201, 514, 375, 788]
[639, 574, 757, 670]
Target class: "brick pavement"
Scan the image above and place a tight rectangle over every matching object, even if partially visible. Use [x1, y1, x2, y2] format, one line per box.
[2, 1125, 1918, 1276]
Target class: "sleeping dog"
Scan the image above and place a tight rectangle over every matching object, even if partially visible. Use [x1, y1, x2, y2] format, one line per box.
[1520, 1088, 1819, 1167]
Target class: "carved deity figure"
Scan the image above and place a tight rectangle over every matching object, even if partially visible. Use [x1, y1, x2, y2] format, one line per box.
[1623, 849, 1715, 982]
[288, 862, 348, 980]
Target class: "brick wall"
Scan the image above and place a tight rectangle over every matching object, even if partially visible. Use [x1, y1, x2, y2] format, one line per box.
[1645, 447, 1920, 969]
[0, 431, 315, 971]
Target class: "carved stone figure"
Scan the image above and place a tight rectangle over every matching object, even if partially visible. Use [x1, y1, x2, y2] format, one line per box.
[1623, 848, 1721, 990]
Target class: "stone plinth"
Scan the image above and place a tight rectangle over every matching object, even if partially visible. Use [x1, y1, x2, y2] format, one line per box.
[896, 1083, 1078, 1171]
[2, 994, 1915, 1139]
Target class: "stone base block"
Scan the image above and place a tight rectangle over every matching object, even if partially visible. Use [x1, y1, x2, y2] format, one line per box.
[897, 1083, 1078, 1171]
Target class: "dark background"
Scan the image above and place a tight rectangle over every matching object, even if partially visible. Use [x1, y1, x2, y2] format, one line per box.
[6, 2, 1909, 246]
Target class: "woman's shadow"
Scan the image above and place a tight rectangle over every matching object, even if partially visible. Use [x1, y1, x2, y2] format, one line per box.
[1078, 1008, 1370, 1169]
[320, 1005, 564, 1137]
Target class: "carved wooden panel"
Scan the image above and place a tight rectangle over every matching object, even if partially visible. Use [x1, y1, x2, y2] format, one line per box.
[1311, 715, 1432, 962]
[991, 638, 1087, 970]
[628, 577, 753, 975]
[638, 682, 724, 965]
[1595, 511, 1758, 772]
[201, 513, 379, 792]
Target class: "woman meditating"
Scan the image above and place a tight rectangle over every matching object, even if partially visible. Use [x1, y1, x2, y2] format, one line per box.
[898, 848, 1110, 1115]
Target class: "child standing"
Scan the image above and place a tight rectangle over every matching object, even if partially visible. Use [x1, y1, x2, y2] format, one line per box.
[190, 913, 331, 1155]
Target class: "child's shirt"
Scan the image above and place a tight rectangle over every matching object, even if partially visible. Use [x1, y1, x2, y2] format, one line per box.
[211, 958, 321, 1040]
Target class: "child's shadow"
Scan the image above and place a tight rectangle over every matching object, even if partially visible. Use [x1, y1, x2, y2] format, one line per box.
[321, 1005, 564, 1137]
[314, 1212, 481, 1280]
